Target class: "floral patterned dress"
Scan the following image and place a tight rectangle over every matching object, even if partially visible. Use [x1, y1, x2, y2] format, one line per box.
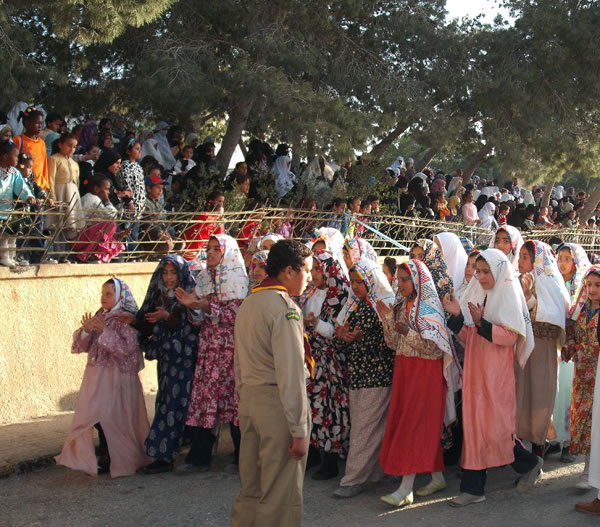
[568, 308, 600, 454]
[301, 251, 350, 456]
[185, 294, 243, 428]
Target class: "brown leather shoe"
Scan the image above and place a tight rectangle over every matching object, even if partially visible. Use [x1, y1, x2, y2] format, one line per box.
[575, 499, 600, 515]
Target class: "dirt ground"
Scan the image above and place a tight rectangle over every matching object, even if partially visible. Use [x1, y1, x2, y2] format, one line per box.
[2, 448, 599, 527]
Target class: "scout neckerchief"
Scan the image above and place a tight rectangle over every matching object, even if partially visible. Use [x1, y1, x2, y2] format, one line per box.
[253, 276, 314, 378]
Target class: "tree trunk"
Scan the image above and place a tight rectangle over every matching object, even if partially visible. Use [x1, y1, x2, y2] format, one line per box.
[415, 148, 438, 172]
[177, 112, 194, 133]
[463, 144, 493, 181]
[579, 180, 600, 225]
[368, 122, 410, 161]
[216, 94, 256, 177]
[540, 179, 554, 209]
[306, 130, 316, 162]
[238, 139, 247, 158]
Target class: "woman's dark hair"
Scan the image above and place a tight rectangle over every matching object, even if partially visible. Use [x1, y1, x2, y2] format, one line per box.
[89, 174, 109, 191]
[266, 239, 312, 277]
[205, 189, 225, 210]
[474, 195, 488, 211]
[332, 197, 346, 208]
[103, 278, 115, 288]
[383, 256, 397, 277]
[51, 132, 78, 155]
[120, 137, 140, 158]
[0, 140, 17, 156]
[140, 155, 158, 169]
[523, 240, 536, 262]
[98, 118, 112, 129]
[84, 142, 99, 153]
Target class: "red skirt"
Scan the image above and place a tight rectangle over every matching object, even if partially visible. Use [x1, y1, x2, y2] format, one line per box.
[379, 354, 446, 475]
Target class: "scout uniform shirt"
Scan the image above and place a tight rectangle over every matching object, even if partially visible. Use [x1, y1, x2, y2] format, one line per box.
[234, 282, 309, 438]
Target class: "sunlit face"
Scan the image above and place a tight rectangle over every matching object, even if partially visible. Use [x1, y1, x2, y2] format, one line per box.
[101, 282, 117, 311]
[409, 246, 424, 260]
[349, 271, 368, 300]
[312, 240, 326, 253]
[59, 138, 77, 157]
[464, 254, 478, 283]
[129, 142, 142, 161]
[586, 272, 600, 303]
[557, 248, 576, 280]
[518, 246, 534, 274]
[475, 259, 495, 290]
[252, 264, 267, 283]
[286, 256, 312, 297]
[494, 230, 512, 257]
[349, 199, 361, 213]
[396, 266, 414, 299]
[162, 262, 179, 290]
[310, 260, 326, 289]
[343, 246, 353, 270]
[333, 202, 346, 214]
[108, 159, 121, 174]
[206, 237, 224, 269]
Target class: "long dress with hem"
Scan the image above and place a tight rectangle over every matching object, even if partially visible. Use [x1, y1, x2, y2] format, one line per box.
[55, 314, 151, 478]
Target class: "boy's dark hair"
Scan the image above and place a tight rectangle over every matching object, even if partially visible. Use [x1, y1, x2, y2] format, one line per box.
[266, 239, 312, 277]
[84, 142, 99, 153]
[498, 203, 510, 213]
[332, 197, 346, 208]
[0, 140, 17, 156]
[348, 197, 360, 205]
[360, 198, 371, 207]
[45, 112, 62, 125]
[205, 189, 225, 209]
[141, 155, 158, 168]
[235, 172, 250, 185]
[89, 174, 109, 190]
[367, 194, 379, 203]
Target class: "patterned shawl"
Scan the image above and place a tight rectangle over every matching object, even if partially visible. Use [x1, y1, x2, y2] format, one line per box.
[417, 238, 453, 299]
[398, 259, 453, 368]
[249, 250, 269, 290]
[569, 265, 600, 321]
[337, 258, 395, 325]
[106, 276, 138, 315]
[195, 234, 249, 301]
[557, 242, 591, 303]
[299, 250, 349, 321]
[345, 238, 378, 265]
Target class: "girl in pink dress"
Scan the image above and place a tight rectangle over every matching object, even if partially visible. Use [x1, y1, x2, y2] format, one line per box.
[443, 249, 542, 506]
[55, 278, 151, 478]
[175, 234, 249, 471]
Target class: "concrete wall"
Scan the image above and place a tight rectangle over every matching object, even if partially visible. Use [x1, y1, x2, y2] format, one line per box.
[0, 263, 159, 425]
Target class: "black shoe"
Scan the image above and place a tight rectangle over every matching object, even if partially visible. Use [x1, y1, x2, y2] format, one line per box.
[312, 453, 339, 480]
[97, 455, 111, 474]
[544, 443, 561, 458]
[306, 445, 321, 470]
[560, 446, 576, 463]
[139, 459, 174, 474]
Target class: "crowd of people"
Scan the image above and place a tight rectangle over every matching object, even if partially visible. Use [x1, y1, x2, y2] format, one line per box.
[49, 219, 600, 520]
[1, 106, 600, 269]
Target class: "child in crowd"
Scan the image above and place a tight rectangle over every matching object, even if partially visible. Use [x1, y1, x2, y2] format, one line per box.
[382, 256, 397, 288]
[55, 277, 150, 477]
[301, 250, 351, 480]
[248, 249, 268, 290]
[181, 190, 225, 260]
[73, 174, 127, 263]
[497, 203, 510, 226]
[174, 145, 196, 174]
[140, 173, 177, 257]
[332, 259, 395, 498]
[563, 266, 600, 490]
[377, 259, 453, 508]
[136, 255, 199, 474]
[0, 142, 35, 267]
[40, 112, 63, 157]
[13, 106, 49, 191]
[175, 234, 248, 472]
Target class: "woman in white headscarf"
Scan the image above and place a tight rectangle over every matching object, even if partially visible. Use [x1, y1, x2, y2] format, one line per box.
[271, 155, 295, 197]
[434, 232, 468, 289]
[478, 202, 497, 231]
[493, 225, 524, 270]
[516, 240, 570, 453]
[140, 130, 165, 167]
[442, 249, 539, 506]
[154, 121, 176, 169]
[386, 156, 405, 177]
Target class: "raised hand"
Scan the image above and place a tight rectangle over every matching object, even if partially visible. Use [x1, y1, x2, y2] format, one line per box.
[144, 306, 169, 323]
[175, 287, 196, 307]
[375, 299, 393, 319]
[81, 311, 95, 332]
[468, 302, 483, 327]
[442, 290, 461, 316]
[520, 272, 534, 300]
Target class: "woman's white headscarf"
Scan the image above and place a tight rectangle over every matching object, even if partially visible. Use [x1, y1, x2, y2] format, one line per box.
[271, 155, 295, 197]
[154, 121, 176, 169]
[478, 202, 497, 230]
[459, 248, 534, 367]
[435, 232, 468, 288]
[386, 156, 405, 177]
[140, 130, 165, 167]
[527, 241, 571, 333]
[195, 234, 249, 302]
[493, 225, 524, 270]
[522, 190, 535, 206]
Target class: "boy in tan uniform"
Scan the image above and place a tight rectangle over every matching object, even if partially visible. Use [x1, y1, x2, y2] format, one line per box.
[232, 240, 313, 527]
